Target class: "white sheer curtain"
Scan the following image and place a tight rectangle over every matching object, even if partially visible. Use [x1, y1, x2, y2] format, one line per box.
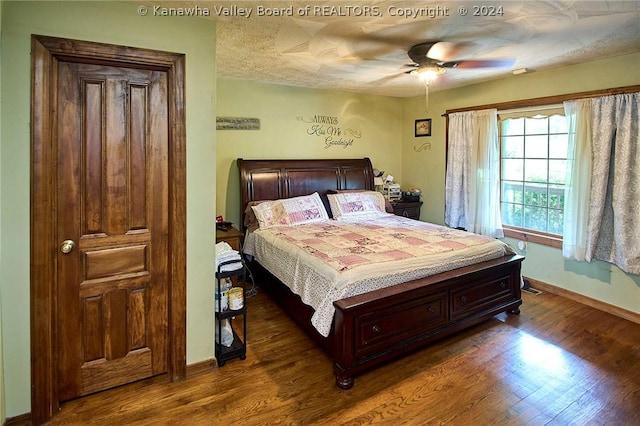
[586, 93, 640, 274]
[562, 99, 592, 261]
[445, 109, 503, 237]
[469, 109, 503, 237]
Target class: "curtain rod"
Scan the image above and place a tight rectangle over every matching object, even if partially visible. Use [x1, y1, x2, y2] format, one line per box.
[441, 84, 640, 117]
[442, 103, 563, 117]
[498, 103, 563, 115]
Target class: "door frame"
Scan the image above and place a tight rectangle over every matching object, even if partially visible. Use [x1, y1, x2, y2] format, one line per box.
[30, 35, 187, 425]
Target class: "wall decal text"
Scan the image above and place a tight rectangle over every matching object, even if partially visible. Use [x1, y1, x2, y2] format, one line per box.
[298, 115, 362, 149]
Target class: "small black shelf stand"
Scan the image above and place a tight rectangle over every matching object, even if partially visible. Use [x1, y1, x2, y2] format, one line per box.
[215, 259, 249, 367]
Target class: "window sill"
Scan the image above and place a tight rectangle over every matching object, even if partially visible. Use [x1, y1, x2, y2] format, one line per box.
[503, 227, 563, 249]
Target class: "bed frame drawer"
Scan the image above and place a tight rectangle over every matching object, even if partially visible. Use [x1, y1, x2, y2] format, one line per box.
[450, 275, 514, 320]
[354, 292, 448, 357]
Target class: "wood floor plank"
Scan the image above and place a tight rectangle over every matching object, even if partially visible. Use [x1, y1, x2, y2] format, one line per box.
[39, 289, 640, 426]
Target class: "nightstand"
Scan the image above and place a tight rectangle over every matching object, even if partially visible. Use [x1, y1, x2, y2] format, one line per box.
[216, 226, 243, 251]
[391, 201, 423, 220]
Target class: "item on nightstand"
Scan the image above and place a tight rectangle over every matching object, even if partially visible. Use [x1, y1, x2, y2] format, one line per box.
[216, 221, 233, 231]
[383, 183, 402, 201]
[402, 188, 422, 202]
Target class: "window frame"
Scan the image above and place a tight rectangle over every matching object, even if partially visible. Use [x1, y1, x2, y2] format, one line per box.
[498, 112, 567, 247]
[503, 226, 563, 249]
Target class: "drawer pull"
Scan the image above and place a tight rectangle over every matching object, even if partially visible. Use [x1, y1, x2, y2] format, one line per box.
[427, 306, 435, 313]
[372, 325, 380, 334]
[500, 281, 507, 289]
[460, 295, 468, 303]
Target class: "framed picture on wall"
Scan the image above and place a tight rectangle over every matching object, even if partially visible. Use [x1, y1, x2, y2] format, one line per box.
[415, 119, 432, 137]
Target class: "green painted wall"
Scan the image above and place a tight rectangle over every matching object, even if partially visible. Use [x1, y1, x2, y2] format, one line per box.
[0, 1, 216, 417]
[216, 78, 404, 226]
[0, 0, 5, 421]
[402, 52, 640, 318]
[1, 0, 638, 420]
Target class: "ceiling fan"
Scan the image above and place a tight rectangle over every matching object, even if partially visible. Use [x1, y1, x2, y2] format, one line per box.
[404, 41, 515, 83]
[396, 41, 514, 111]
[334, 32, 516, 108]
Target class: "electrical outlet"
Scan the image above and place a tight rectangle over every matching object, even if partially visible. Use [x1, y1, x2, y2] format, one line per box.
[517, 240, 527, 251]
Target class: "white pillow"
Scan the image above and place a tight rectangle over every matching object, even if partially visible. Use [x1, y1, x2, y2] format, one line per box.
[251, 192, 329, 229]
[327, 191, 389, 221]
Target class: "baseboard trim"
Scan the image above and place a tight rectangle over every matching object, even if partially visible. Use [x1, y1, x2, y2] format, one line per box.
[4, 412, 31, 426]
[186, 358, 217, 378]
[525, 276, 640, 325]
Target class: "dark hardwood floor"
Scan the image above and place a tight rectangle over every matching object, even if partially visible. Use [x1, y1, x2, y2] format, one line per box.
[44, 287, 640, 425]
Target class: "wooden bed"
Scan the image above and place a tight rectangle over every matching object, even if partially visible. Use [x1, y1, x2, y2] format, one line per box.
[238, 157, 523, 390]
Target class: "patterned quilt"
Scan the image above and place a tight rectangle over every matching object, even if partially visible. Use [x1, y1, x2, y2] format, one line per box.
[243, 214, 515, 337]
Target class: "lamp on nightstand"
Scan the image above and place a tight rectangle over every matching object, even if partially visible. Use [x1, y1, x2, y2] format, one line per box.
[374, 176, 384, 192]
[373, 168, 385, 193]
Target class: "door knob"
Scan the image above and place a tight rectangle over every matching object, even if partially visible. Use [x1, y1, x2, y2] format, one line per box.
[60, 240, 75, 254]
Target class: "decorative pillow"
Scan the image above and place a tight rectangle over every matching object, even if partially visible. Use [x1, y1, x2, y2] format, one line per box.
[251, 200, 290, 229]
[251, 192, 329, 229]
[328, 189, 394, 213]
[327, 191, 389, 221]
[280, 192, 330, 224]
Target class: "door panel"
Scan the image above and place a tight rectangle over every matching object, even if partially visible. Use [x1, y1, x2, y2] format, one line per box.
[56, 61, 169, 401]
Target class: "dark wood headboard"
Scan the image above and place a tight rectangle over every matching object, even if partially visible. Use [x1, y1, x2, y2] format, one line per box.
[237, 158, 374, 229]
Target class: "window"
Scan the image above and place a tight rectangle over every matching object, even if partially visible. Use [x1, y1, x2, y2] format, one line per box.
[499, 110, 568, 244]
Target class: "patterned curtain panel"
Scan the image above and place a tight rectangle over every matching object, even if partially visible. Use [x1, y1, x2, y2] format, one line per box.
[445, 111, 473, 230]
[586, 93, 640, 274]
[445, 109, 504, 237]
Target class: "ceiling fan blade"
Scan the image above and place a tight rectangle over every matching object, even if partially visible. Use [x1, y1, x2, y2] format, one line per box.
[370, 72, 414, 84]
[351, 32, 424, 46]
[440, 58, 515, 69]
[426, 41, 477, 62]
[407, 42, 438, 65]
[331, 30, 430, 62]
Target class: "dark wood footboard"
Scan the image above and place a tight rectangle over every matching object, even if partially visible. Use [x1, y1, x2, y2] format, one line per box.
[249, 254, 523, 389]
[331, 254, 523, 389]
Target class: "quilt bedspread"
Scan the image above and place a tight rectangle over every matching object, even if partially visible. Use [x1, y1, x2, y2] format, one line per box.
[243, 214, 515, 337]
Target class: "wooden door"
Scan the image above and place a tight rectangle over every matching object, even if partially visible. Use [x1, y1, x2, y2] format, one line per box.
[56, 61, 169, 400]
[31, 35, 186, 423]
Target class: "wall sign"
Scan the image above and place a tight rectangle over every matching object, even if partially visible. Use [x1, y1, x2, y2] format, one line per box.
[216, 117, 260, 130]
[297, 114, 362, 149]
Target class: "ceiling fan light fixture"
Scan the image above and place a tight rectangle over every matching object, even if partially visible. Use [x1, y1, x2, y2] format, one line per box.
[410, 66, 444, 113]
[410, 66, 445, 83]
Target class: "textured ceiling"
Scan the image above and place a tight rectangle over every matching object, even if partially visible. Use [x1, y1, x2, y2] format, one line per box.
[154, 1, 640, 97]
